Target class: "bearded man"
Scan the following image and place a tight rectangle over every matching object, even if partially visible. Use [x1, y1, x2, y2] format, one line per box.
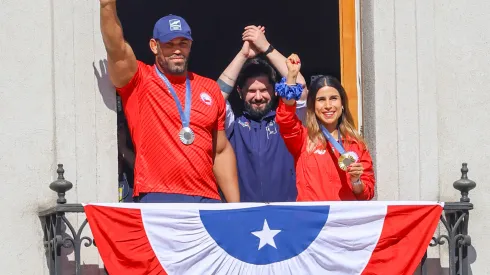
[218, 25, 307, 202]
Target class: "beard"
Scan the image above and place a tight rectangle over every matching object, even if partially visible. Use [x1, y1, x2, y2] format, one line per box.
[243, 96, 278, 121]
[159, 55, 189, 75]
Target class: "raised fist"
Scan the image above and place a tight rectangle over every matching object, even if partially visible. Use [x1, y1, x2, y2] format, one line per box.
[286, 54, 301, 79]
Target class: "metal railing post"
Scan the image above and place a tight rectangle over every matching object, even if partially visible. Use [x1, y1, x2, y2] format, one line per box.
[39, 164, 95, 275]
[428, 163, 475, 275]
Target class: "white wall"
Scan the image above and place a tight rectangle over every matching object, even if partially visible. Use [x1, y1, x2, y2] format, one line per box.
[362, 0, 489, 274]
[0, 1, 117, 274]
[2, 0, 489, 273]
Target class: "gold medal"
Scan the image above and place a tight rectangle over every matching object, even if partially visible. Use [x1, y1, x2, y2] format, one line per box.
[338, 151, 359, 171]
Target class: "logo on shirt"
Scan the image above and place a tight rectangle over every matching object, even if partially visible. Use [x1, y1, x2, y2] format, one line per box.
[314, 149, 326, 155]
[169, 19, 182, 31]
[238, 120, 250, 130]
[266, 121, 277, 139]
[200, 92, 213, 106]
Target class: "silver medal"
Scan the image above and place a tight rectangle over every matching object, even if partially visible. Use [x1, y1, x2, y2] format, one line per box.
[155, 68, 194, 146]
[179, 127, 195, 145]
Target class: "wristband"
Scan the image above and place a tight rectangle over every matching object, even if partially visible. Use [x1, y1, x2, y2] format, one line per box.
[275, 77, 303, 100]
[263, 44, 274, 56]
[352, 179, 362, 186]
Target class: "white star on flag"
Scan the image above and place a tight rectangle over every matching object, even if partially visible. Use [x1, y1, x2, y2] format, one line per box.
[251, 219, 281, 250]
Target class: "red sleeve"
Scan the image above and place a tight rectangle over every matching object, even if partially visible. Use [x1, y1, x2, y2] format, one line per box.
[275, 100, 307, 158]
[354, 145, 376, 200]
[211, 82, 226, 131]
[115, 61, 147, 102]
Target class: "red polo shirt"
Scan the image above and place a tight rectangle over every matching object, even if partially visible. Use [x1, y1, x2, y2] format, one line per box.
[275, 100, 375, 201]
[117, 61, 225, 200]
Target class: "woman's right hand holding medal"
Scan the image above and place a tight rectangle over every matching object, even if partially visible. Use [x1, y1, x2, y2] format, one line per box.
[348, 162, 365, 195]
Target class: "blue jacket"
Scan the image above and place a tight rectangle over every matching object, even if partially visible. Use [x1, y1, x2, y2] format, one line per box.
[227, 111, 297, 202]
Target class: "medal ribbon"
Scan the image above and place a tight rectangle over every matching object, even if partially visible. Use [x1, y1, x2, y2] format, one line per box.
[320, 125, 345, 155]
[155, 67, 192, 129]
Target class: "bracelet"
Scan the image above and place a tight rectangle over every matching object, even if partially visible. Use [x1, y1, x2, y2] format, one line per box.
[263, 44, 274, 56]
[352, 179, 362, 186]
[274, 77, 303, 101]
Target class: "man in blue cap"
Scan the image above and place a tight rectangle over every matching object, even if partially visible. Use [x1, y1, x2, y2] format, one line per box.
[99, 0, 239, 203]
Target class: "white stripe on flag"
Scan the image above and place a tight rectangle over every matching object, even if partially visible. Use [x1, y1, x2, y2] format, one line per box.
[141, 204, 387, 275]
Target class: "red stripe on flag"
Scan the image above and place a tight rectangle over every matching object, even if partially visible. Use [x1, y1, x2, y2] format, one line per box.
[84, 205, 167, 275]
[361, 204, 443, 275]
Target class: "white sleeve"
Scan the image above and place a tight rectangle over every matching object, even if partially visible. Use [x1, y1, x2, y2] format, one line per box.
[295, 99, 307, 125]
[225, 100, 235, 136]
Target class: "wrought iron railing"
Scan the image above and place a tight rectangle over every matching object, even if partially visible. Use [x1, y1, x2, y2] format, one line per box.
[420, 163, 475, 275]
[38, 163, 476, 275]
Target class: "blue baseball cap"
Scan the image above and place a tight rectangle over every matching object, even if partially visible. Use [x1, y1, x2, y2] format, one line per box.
[153, 14, 193, 43]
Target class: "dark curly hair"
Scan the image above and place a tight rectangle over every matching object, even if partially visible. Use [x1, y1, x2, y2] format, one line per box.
[236, 58, 278, 89]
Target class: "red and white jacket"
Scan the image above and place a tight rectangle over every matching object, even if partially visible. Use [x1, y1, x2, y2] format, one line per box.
[275, 100, 375, 201]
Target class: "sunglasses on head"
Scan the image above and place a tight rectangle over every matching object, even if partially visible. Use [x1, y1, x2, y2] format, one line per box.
[310, 75, 325, 83]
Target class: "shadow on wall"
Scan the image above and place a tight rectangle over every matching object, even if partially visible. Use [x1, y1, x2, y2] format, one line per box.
[413, 259, 447, 275]
[411, 244, 477, 275]
[93, 59, 117, 112]
[59, 229, 107, 275]
[468, 244, 477, 275]
[41, 217, 108, 275]
[61, 262, 107, 275]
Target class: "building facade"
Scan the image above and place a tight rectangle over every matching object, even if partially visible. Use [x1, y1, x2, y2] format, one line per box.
[361, 1, 488, 274]
[0, 0, 487, 274]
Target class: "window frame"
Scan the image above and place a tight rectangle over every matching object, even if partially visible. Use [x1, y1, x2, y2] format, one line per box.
[339, 0, 362, 131]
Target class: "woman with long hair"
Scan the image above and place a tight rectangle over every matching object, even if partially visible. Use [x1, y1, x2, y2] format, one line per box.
[275, 54, 375, 201]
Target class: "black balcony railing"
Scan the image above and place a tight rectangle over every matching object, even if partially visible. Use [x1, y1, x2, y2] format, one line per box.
[420, 163, 475, 275]
[38, 163, 476, 275]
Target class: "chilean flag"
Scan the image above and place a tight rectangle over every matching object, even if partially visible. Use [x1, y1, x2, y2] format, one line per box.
[84, 201, 442, 275]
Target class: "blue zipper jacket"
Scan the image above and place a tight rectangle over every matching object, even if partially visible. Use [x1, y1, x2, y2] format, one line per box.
[227, 111, 297, 202]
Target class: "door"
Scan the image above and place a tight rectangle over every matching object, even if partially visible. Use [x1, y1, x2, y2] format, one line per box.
[339, 0, 361, 130]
